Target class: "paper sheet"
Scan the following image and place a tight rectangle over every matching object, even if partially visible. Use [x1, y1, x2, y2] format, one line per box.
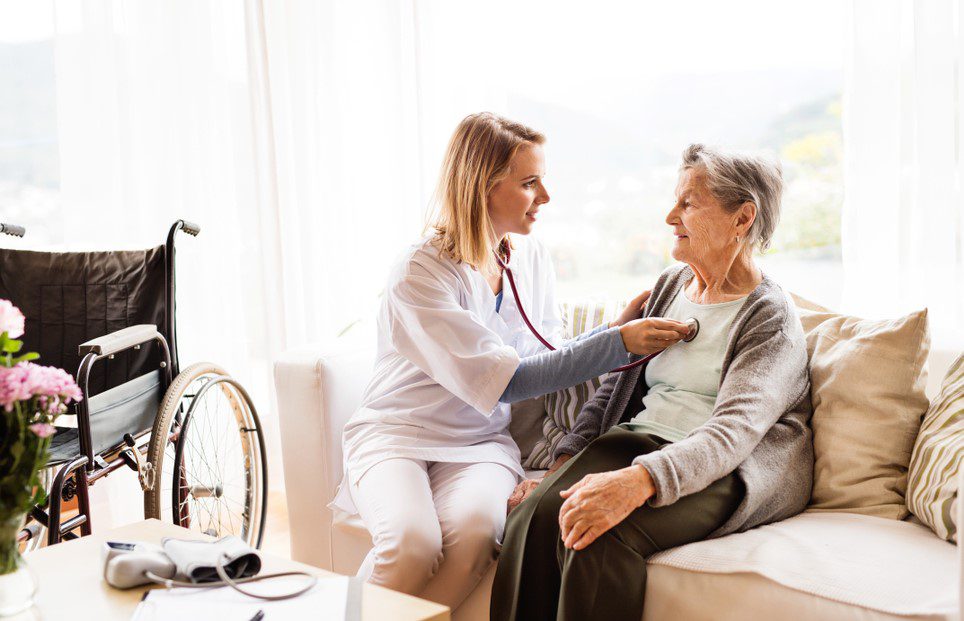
[131, 575, 350, 620]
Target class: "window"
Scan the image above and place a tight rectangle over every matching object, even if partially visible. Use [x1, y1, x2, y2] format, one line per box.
[0, 0, 60, 246]
[418, 0, 844, 308]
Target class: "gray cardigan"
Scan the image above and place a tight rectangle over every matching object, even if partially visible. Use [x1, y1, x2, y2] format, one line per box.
[553, 264, 814, 537]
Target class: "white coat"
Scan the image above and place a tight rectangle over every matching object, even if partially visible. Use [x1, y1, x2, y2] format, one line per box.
[331, 235, 562, 515]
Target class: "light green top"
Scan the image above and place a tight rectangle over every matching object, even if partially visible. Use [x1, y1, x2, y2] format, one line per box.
[627, 287, 747, 441]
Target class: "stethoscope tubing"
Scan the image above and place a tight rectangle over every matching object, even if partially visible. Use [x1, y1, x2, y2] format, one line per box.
[495, 250, 658, 373]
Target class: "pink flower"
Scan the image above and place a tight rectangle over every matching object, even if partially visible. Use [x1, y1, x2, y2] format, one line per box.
[0, 363, 82, 412]
[28, 423, 56, 438]
[0, 300, 25, 338]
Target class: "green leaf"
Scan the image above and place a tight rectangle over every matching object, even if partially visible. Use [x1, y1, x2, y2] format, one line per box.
[1, 339, 22, 354]
[10, 352, 39, 364]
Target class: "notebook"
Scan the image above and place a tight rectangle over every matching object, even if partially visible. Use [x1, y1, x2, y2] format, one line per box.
[131, 575, 361, 620]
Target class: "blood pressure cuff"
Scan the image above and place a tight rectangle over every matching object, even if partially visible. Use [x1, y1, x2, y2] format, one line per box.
[161, 535, 262, 584]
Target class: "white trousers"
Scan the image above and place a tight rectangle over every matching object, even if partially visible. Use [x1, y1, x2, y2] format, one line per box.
[351, 458, 517, 610]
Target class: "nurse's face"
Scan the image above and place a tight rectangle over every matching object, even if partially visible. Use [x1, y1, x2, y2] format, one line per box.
[488, 143, 550, 237]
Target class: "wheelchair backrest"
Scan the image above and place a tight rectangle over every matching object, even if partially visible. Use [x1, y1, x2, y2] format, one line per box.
[0, 245, 171, 395]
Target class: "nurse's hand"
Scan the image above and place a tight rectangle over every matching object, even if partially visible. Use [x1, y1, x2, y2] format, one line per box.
[558, 464, 655, 550]
[618, 317, 692, 356]
[610, 290, 652, 327]
[507, 478, 542, 514]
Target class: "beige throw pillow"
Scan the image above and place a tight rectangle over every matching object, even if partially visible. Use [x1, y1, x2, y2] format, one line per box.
[797, 304, 931, 519]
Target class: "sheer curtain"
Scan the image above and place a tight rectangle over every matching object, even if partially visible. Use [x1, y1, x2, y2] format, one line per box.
[843, 0, 964, 348]
[47, 0, 499, 526]
[51, 0, 287, 524]
[258, 0, 424, 346]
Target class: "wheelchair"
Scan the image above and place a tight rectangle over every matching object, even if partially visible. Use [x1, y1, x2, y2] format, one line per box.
[1, 221, 267, 550]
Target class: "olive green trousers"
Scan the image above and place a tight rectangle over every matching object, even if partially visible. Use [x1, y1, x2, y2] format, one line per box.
[490, 426, 744, 621]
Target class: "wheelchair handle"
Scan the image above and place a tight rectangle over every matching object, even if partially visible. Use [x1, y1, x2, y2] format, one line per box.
[1, 223, 25, 238]
[177, 220, 200, 237]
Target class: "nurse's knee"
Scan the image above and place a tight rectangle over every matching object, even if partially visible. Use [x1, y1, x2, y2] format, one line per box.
[372, 521, 443, 584]
[443, 508, 502, 574]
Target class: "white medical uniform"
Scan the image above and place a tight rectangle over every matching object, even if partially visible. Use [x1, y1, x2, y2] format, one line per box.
[330, 235, 562, 609]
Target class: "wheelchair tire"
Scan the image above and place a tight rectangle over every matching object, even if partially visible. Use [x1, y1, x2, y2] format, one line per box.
[144, 362, 267, 548]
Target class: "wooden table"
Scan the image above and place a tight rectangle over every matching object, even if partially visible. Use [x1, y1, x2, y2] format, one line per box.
[14, 519, 449, 621]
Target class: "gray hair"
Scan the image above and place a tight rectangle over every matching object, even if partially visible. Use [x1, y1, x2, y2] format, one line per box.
[680, 144, 783, 253]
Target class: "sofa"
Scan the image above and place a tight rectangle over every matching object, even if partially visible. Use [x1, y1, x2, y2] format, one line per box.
[274, 314, 963, 620]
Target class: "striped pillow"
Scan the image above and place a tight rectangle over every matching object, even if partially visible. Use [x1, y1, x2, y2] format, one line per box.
[522, 300, 625, 469]
[907, 353, 964, 542]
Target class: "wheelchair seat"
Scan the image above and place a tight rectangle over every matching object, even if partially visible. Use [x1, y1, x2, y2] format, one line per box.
[48, 427, 80, 467]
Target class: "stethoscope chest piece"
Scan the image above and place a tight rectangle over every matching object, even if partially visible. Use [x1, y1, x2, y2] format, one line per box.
[682, 317, 700, 343]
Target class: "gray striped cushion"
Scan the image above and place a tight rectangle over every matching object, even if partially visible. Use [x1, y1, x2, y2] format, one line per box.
[522, 300, 625, 469]
[907, 352, 964, 542]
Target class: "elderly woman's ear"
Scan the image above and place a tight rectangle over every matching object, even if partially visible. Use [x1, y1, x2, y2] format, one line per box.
[735, 201, 757, 243]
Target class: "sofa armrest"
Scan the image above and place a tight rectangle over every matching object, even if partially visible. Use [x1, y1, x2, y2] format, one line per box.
[274, 328, 376, 569]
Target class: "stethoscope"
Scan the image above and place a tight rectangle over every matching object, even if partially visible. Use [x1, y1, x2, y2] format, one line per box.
[494, 240, 699, 373]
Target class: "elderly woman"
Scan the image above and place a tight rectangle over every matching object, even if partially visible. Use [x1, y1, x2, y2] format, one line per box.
[490, 144, 814, 621]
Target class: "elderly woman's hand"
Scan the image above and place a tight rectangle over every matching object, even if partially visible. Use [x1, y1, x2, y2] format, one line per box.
[558, 464, 656, 550]
[507, 478, 542, 514]
[610, 290, 652, 327]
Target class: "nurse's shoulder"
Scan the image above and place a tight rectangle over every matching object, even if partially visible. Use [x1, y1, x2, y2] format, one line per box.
[507, 234, 555, 283]
[384, 236, 468, 301]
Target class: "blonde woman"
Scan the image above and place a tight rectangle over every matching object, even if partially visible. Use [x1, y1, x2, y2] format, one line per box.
[329, 113, 692, 609]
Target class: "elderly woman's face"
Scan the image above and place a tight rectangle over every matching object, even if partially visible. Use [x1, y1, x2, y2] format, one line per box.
[666, 168, 743, 266]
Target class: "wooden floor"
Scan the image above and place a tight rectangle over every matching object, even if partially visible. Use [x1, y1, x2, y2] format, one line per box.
[262, 488, 293, 559]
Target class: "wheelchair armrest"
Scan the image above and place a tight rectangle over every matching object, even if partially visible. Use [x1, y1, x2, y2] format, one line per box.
[78, 325, 161, 357]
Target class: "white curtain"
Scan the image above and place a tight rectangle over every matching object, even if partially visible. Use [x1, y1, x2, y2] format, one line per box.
[258, 0, 424, 346]
[48, 1, 506, 523]
[50, 0, 288, 525]
[843, 0, 964, 348]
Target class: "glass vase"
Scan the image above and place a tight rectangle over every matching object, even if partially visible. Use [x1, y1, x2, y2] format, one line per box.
[0, 516, 37, 617]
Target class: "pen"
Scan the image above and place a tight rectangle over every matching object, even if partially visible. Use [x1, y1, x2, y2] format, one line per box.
[248, 611, 264, 621]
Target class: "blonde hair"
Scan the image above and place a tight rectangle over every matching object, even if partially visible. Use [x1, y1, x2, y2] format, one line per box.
[430, 112, 545, 275]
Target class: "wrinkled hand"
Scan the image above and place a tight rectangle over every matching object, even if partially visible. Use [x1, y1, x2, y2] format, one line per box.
[618, 317, 692, 356]
[507, 478, 542, 514]
[547, 454, 572, 475]
[558, 465, 655, 550]
[610, 290, 652, 327]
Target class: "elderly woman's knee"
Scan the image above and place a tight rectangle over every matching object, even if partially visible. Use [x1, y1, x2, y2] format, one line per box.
[529, 485, 566, 526]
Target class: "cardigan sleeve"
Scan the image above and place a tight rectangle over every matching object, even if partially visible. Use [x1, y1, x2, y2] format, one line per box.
[632, 321, 810, 507]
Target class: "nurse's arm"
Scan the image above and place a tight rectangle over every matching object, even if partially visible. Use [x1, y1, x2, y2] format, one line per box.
[499, 326, 628, 404]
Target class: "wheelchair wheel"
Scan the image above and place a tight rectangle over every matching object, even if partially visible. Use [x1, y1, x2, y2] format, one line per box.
[144, 362, 267, 548]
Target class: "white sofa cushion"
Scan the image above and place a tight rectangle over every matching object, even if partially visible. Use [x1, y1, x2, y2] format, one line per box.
[333, 508, 959, 620]
[648, 511, 958, 618]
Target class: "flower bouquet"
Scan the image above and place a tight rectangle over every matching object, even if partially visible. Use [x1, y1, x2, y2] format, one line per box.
[0, 300, 81, 614]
